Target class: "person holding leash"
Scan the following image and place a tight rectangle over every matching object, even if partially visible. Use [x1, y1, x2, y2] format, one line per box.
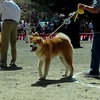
[79, 0, 100, 76]
[0, 0, 21, 70]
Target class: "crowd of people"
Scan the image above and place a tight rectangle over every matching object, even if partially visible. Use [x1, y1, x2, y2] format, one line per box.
[79, 19, 94, 33]
[16, 13, 94, 47]
[17, 16, 94, 35]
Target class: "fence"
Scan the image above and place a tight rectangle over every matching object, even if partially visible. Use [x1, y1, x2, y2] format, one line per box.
[17, 33, 93, 41]
[80, 33, 93, 41]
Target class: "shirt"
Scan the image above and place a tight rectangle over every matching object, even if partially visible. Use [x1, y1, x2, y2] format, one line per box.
[0, 0, 21, 23]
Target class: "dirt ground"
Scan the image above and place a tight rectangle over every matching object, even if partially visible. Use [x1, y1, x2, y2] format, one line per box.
[0, 40, 100, 100]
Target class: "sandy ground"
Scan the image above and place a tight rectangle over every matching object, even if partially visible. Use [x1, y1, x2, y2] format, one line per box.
[0, 40, 100, 100]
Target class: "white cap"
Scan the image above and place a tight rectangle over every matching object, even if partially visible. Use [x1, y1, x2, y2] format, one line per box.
[68, 12, 76, 17]
[59, 14, 65, 17]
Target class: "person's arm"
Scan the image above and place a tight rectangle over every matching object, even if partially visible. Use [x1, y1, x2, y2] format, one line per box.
[79, 3, 100, 14]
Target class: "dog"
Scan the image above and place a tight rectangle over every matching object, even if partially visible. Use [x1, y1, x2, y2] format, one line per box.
[29, 32, 74, 80]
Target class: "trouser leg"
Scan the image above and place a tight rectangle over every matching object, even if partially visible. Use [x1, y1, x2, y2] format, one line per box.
[10, 22, 18, 63]
[90, 33, 100, 71]
[1, 22, 10, 63]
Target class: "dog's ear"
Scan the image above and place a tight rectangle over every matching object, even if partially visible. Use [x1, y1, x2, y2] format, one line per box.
[28, 35, 33, 41]
[37, 37, 43, 43]
[34, 32, 39, 36]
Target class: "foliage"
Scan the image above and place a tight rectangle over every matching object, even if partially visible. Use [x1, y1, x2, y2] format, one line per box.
[15, 0, 52, 19]
[15, 0, 92, 20]
[29, 0, 92, 12]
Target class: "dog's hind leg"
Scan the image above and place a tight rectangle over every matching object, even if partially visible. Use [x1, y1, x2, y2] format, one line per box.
[64, 56, 74, 78]
[67, 62, 74, 78]
[59, 56, 69, 77]
[59, 54, 74, 78]
[38, 60, 44, 79]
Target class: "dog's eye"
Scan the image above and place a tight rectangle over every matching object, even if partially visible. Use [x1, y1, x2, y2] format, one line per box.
[34, 42, 37, 44]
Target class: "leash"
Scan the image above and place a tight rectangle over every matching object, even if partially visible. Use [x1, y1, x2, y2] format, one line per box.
[48, 4, 84, 39]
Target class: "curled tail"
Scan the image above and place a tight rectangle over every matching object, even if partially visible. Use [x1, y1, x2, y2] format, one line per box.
[55, 32, 71, 42]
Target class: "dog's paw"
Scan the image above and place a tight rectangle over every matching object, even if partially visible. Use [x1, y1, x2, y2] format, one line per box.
[39, 77, 46, 80]
[67, 75, 73, 79]
[62, 75, 73, 79]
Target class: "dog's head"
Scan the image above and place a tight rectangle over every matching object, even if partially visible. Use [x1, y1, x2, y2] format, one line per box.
[29, 35, 44, 52]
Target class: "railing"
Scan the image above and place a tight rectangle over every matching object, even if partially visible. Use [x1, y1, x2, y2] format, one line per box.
[17, 33, 56, 40]
[17, 33, 93, 41]
[80, 33, 93, 41]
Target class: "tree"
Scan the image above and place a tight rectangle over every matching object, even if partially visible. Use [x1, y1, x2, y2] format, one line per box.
[30, 0, 92, 13]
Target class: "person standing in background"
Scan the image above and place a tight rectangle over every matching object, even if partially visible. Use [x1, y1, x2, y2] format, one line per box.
[66, 12, 81, 48]
[79, 0, 100, 77]
[88, 20, 94, 32]
[24, 19, 31, 43]
[57, 13, 81, 48]
[0, 0, 22, 70]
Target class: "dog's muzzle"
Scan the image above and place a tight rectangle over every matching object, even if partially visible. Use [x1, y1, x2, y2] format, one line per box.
[30, 45, 37, 52]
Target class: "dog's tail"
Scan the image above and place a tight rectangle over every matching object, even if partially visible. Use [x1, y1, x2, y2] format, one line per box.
[55, 32, 71, 42]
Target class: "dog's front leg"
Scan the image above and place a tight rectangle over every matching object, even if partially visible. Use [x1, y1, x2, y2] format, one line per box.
[38, 60, 44, 79]
[42, 58, 51, 80]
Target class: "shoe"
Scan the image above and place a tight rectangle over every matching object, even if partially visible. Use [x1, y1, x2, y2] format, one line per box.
[9, 62, 17, 67]
[0, 63, 9, 70]
[9, 62, 22, 70]
[84, 70, 99, 78]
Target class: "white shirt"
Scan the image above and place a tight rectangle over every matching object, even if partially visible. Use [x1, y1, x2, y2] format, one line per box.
[0, 0, 21, 23]
[24, 22, 31, 30]
[88, 22, 94, 30]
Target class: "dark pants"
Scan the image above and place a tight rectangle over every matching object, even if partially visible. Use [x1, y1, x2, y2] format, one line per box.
[90, 33, 100, 71]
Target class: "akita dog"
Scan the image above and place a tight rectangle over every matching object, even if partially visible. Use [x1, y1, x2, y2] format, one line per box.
[29, 32, 74, 80]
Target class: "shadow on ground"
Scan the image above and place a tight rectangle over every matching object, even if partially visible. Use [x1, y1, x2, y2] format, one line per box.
[31, 77, 77, 87]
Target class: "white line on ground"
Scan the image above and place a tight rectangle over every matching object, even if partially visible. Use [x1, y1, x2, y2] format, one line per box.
[73, 70, 100, 89]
